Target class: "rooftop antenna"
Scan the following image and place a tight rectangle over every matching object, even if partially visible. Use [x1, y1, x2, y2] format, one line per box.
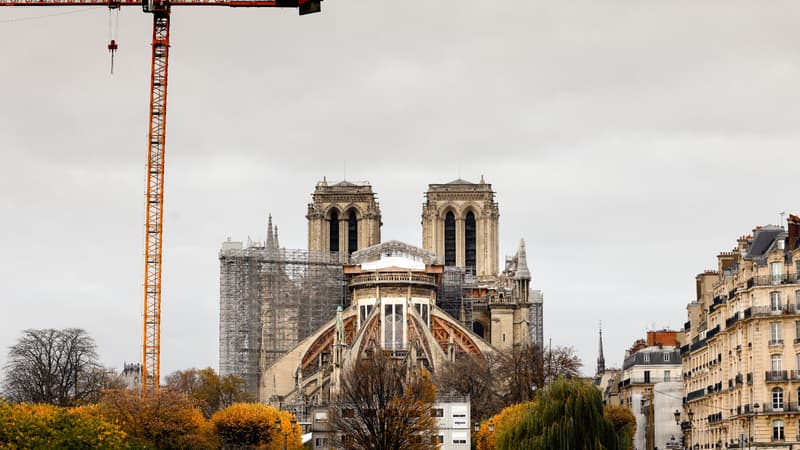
[780, 211, 786, 226]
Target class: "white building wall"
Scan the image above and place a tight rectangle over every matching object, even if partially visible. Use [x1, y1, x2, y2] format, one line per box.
[653, 382, 683, 450]
[433, 399, 471, 450]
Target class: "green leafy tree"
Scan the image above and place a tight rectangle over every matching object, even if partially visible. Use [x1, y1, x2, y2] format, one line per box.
[494, 378, 623, 450]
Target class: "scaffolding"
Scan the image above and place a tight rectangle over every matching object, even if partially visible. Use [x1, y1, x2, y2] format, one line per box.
[219, 243, 345, 397]
[439, 267, 478, 331]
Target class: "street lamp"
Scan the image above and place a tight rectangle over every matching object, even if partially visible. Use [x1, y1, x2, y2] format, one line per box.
[749, 403, 760, 450]
[274, 417, 297, 450]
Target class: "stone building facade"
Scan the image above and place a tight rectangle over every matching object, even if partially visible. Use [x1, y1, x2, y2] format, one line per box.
[421, 178, 499, 279]
[680, 215, 800, 449]
[306, 179, 381, 256]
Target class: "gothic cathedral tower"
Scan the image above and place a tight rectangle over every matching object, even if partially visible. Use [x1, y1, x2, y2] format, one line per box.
[421, 177, 499, 278]
[306, 179, 382, 255]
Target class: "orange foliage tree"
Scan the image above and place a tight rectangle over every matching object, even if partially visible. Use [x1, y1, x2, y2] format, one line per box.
[475, 401, 535, 450]
[96, 388, 216, 449]
[210, 403, 301, 450]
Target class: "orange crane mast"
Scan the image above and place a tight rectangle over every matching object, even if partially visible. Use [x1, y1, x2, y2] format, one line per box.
[1, 0, 321, 397]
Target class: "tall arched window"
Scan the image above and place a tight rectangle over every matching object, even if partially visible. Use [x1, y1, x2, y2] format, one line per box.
[348, 209, 358, 254]
[465, 211, 476, 271]
[329, 210, 339, 253]
[773, 387, 784, 410]
[444, 212, 456, 266]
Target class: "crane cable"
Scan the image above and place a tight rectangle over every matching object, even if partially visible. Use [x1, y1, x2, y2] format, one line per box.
[107, 6, 119, 74]
[0, 7, 98, 24]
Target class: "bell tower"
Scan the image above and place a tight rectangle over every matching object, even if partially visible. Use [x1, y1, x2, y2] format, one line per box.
[421, 177, 499, 277]
[307, 179, 381, 255]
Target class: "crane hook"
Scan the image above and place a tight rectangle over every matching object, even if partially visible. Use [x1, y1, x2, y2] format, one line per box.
[108, 39, 118, 75]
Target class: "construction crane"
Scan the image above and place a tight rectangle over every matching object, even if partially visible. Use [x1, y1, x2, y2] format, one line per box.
[1, 0, 321, 397]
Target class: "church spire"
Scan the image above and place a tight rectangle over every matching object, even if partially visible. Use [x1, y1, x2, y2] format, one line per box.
[514, 238, 531, 280]
[597, 322, 606, 375]
[266, 214, 274, 249]
[274, 226, 280, 249]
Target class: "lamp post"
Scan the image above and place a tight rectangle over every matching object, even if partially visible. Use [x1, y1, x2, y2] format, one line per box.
[749, 403, 759, 450]
[274, 417, 297, 450]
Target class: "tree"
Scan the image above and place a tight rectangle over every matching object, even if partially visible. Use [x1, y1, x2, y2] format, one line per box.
[211, 403, 300, 450]
[0, 401, 127, 449]
[493, 378, 623, 450]
[541, 345, 582, 385]
[437, 343, 582, 419]
[1, 328, 110, 406]
[165, 367, 253, 418]
[331, 350, 438, 450]
[603, 404, 636, 450]
[435, 353, 505, 421]
[96, 388, 216, 449]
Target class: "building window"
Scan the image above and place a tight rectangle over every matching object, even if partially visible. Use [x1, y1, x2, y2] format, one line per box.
[796, 290, 800, 309]
[329, 210, 339, 252]
[664, 353, 670, 361]
[772, 262, 784, 285]
[383, 303, 404, 350]
[773, 387, 784, 410]
[772, 354, 783, 371]
[432, 435, 444, 444]
[771, 292, 783, 312]
[664, 370, 671, 382]
[431, 408, 444, 417]
[643, 353, 650, 362]
[772, 419, 785, 441]
[770, 322, 783, 344]
[444, 212, 456, 266]
[347, 209, 358, 254]
[465, 211, 476, 271]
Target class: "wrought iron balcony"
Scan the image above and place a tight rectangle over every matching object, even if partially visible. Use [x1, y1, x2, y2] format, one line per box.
[765, 370, 789, 382]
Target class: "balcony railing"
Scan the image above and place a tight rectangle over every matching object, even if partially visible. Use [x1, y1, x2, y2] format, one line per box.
[791, 370, 800, 381]
[766, 370, 789, 382]
[687, 388, 705, 401]
[769, 339, 785, 346]
[747, 274, 800, 288]
[762, 402, 800, 413]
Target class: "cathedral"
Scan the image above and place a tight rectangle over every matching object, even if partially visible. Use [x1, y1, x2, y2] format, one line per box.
[219, 178, 544, 403]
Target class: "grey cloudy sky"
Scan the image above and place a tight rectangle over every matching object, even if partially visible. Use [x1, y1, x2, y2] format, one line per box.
[1, 1, 799, 378]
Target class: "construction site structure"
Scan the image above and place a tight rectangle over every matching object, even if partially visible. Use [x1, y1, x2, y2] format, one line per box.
[219, 179, 545, 400]
[219, 218, 345, 396]
[0, 0, 322, 397]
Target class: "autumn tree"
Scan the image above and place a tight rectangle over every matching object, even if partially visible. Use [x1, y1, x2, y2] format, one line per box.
[96, 388, 216, 449]
[0, 401, 127, 449]
[165, 367, 253, 417]
[435, 352, 505, 421]
[331, 350, 438, 450]
[1, 328, 111, 406]
[603, 404, 636, 450]
[211, 403, 300, 450]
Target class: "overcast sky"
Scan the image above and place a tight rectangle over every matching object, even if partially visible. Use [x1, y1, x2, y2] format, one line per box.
[1, 1, 799, 379]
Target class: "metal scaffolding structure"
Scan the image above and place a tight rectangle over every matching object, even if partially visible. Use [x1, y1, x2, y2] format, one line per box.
[219, 243, 345, 397]
[439, 267, 478, 331]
